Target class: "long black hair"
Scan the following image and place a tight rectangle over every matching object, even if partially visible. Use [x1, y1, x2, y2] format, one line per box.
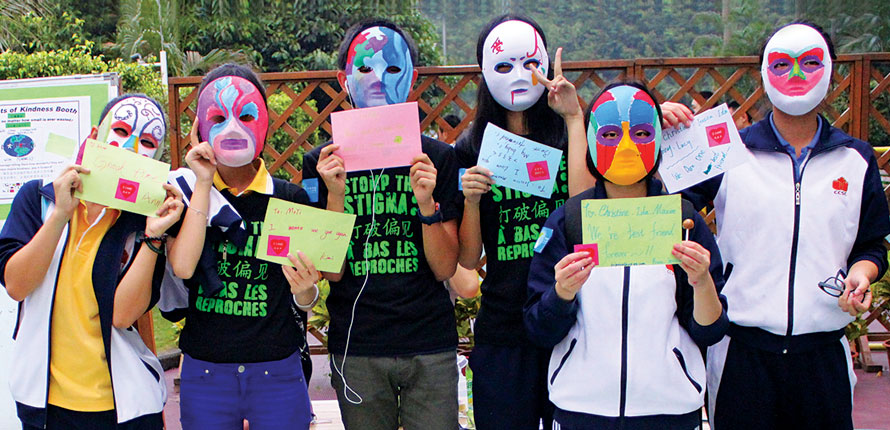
[584, 80, 664, 183]
[465, 14, 565, 153]
[196, 63, 267, 142]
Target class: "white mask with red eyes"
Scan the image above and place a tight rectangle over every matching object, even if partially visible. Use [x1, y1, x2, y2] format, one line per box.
[761, 24, 832, 116]
[96, 96, 166, 159]
[481, 20, 549, 112]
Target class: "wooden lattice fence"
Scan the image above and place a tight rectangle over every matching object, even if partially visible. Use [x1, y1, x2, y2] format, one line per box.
[168, 54, 890, 178]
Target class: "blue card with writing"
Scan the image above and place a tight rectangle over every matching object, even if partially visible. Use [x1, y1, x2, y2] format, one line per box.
[477, 123, 562, 199]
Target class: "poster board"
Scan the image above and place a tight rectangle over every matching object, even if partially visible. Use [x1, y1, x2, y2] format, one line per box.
[0, 74, 119, 220]
[0, 74, 118, 428]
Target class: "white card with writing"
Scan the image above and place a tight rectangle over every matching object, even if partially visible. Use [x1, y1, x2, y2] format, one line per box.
[658, 103, 750, 193]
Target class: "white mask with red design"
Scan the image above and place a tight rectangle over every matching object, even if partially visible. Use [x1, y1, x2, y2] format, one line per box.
[480, 20, 549, 112]
[761, 24, 832, 116]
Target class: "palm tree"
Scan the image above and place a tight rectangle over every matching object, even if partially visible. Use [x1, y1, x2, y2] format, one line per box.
[115, 0, 248, 76]
[0, 0, 48, 51]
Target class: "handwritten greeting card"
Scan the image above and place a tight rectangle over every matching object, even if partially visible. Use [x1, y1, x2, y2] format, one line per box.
[257, 198, 357, 272]
[658, 103, 749, 193]
[477, 123, 563, 198]
[76, 139, 170, 217]
[331, 101, 423, 172]
[580, 194, 680, 267]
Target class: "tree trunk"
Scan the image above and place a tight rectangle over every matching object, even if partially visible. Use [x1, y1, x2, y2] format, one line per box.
[722, 0, 731, 51]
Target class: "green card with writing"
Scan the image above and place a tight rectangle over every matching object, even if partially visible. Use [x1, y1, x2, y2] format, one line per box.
[581, 194, 681, 267]
[75, 139, 170, 217]
[257, 198, 357, 272]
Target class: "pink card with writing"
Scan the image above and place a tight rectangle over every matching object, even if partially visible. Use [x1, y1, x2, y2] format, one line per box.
[267, 235, 290, 257]
[573, 244, 600, 266]
[526, 161, 550, 181]
[331, 102, 423, 172]
[115, 178, 139, 203]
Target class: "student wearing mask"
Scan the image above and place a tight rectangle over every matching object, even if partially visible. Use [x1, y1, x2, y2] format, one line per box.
[525, 81, 728, 430]
[682, 22, 890, 429]
[0, 94, 180, 429]
[301, 19, 461, 430]
[161, 63, 345, 430]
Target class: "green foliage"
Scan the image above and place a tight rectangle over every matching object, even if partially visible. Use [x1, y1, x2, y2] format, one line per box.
[0, 44, 164, 102]
[455, 294, 480, 348]
[307, 279, 330, 346]
[183, 0, 442, 72]
[264, 90, 322, 180]
[10, 11, 90, 53]
[114, 0, 249, 76]
[846, 252, 890, 341]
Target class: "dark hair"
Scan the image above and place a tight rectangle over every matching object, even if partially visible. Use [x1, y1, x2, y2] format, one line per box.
[584, 80, 664, 183]
[99, 93, 167, 130]
[442, 114, 461, 128]
[466, 14, 565, 152]
[728, 101, 753, 122]
[699, 90, 713, 100]
[758, 20, 837, 66]
[198, 63, 267, 101]
[196, 63, 267, 141]
[337, 18, 419, 71]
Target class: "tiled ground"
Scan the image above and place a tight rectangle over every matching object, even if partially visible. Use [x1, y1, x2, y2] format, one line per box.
[163, 351, 890, 430]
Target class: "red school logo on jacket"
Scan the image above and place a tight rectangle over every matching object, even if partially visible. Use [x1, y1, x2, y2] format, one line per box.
[832, 177, 848, 195]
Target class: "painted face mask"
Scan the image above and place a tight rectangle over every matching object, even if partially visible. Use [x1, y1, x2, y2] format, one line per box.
[95, 96, 166, 159]
[344, 26, 414, 108]
[587, 85, 661, 185]
[197, 76, 268, 167]
[761, 24, 832, 116]
[481, 20, 549, 112]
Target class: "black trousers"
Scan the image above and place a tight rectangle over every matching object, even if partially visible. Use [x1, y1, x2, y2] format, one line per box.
[712, 336, 854, 430]
[469, 343, 554, 430]
[21, 405, 162, 430]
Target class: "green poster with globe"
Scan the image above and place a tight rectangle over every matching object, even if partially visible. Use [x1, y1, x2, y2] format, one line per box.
[0, 74, 118, 220]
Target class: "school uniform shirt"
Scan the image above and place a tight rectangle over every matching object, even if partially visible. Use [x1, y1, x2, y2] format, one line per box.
[682, 114, 890, 345]
[48, 202, 120, 411]
[524, 179, 729, 419]
[453, 132, 569, 347]
[0, 180, 166, 427]
[301, 136, 460, 356]
[176, 161, 311, 363]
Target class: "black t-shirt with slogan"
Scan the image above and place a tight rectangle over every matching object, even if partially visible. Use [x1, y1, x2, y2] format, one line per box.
[178, 179, 309, 363]
[454, 132, 569, 347]
[302, 136, 459, 356]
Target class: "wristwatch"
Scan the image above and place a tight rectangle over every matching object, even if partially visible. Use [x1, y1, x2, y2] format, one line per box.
[418, 209, 443, 225]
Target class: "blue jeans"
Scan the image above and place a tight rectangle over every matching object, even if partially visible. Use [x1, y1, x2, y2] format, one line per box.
[180, 352, 312, 430]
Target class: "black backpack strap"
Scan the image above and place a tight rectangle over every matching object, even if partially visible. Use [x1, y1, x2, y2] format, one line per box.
[674, 197, 702, 312]
[680, 198, 698, 224]
[564, 188, 598, 248]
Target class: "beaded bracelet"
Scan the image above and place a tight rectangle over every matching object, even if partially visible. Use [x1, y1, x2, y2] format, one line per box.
[142, 233, 168, 255]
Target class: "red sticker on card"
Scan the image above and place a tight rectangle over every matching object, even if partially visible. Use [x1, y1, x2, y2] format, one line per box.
[573, 244, 599, 266]
[526, 161, 550, 181]
[115, 178, 139, 203]
[267, 235, 290, 257]
[706, 122, 730, 147]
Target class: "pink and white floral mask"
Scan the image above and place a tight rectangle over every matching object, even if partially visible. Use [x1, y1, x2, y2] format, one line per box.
[197, 76, 268, 167]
